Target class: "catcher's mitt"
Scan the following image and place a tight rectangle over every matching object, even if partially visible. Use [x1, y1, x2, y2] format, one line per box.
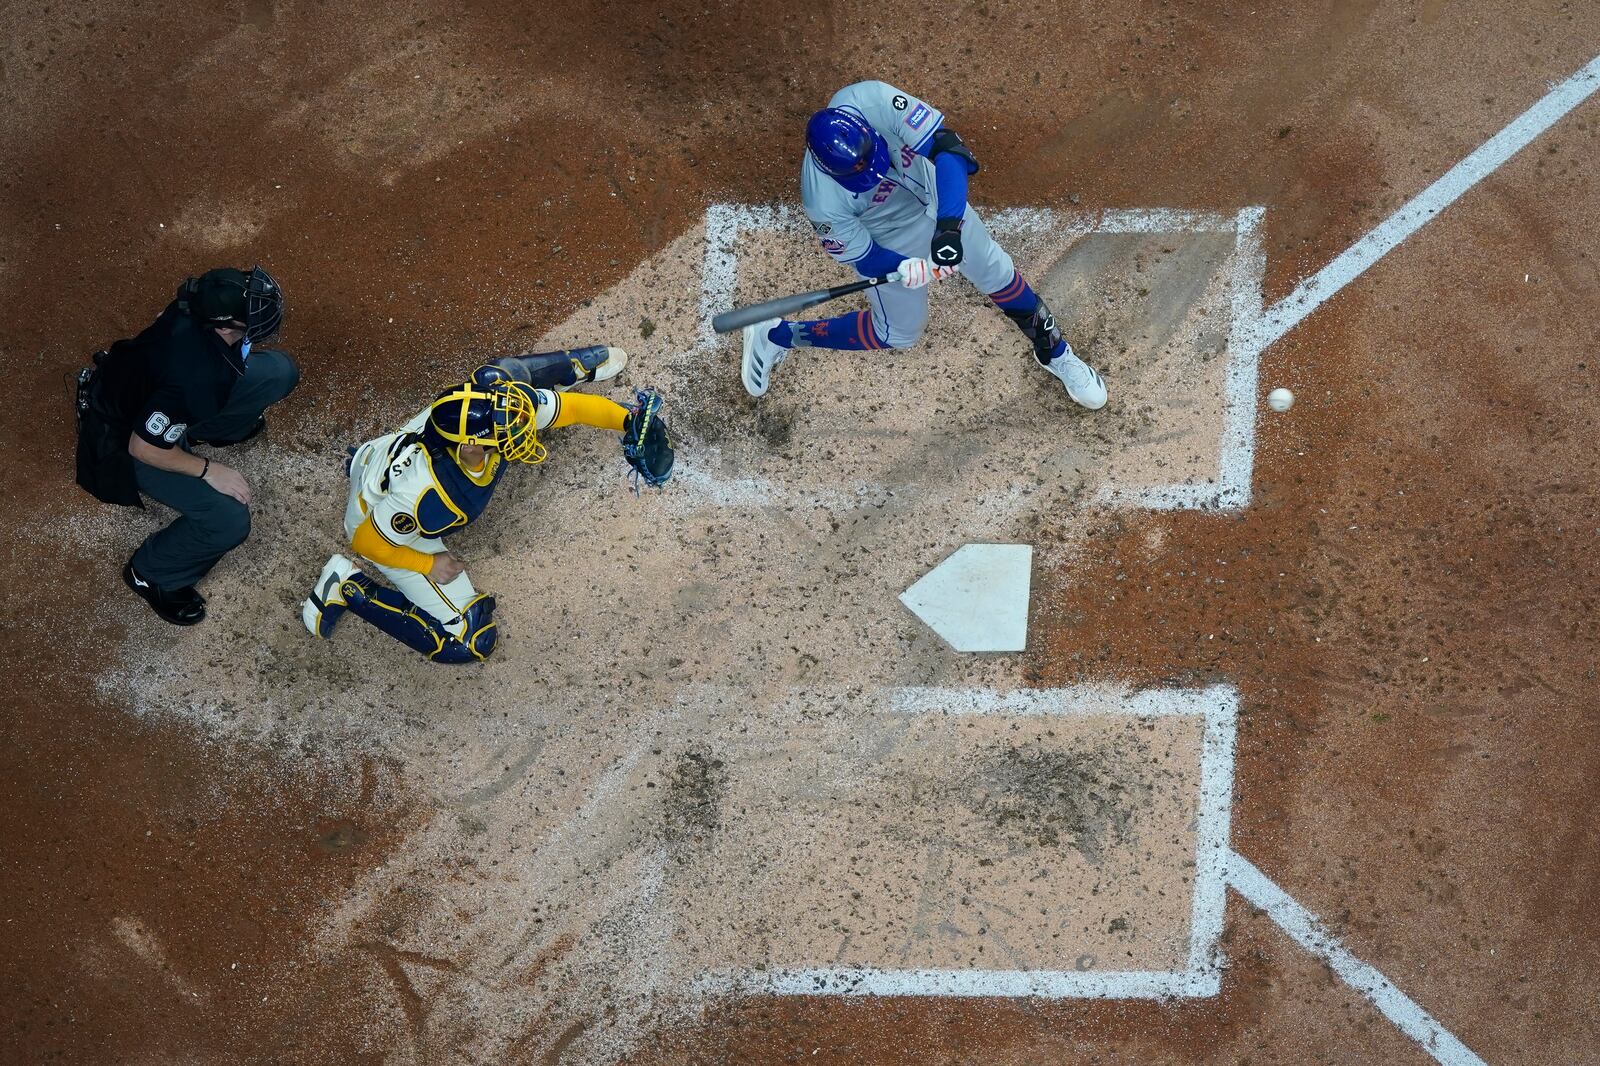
[622, 388, 674, 490]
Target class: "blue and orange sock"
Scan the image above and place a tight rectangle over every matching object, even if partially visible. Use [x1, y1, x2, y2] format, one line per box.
[770, 311, 884, 351]
[988, 270, 1034, 313]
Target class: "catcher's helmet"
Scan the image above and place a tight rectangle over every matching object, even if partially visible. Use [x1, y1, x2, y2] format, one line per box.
[806, 108, 890, 194]
[183, 265, 285, 341]
[426, 380, 546, 464]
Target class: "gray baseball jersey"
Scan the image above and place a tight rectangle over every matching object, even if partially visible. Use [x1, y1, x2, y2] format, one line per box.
[801, 81, 946, 265]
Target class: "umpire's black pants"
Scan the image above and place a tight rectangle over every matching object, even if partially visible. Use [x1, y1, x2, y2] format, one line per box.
[131, 350, 299, 591]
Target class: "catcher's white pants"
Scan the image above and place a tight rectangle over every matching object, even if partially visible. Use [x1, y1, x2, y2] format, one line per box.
[864, 203, 1017, 348]
[343, 449, 478, 637]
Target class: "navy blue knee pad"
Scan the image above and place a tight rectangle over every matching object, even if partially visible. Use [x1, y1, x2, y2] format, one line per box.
[430, 594, 499, 664]
[341, 577, 499, 664]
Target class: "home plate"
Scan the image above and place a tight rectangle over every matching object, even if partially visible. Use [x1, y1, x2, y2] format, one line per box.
[900, 543, 1032, 652]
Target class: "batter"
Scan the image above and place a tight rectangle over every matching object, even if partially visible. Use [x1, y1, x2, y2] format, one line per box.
[741, 80, 1107, 411]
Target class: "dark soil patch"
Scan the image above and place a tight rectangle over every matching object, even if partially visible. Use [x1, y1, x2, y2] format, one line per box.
[957, 737, 1152, 865]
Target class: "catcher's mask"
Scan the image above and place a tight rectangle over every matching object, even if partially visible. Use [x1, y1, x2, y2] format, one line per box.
[426, 381, 546, 465]
[181, 265, 285, 341]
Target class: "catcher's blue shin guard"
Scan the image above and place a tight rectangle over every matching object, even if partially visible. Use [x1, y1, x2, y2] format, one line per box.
[476, 346, 616, 391]
[339, 574, 500, 663]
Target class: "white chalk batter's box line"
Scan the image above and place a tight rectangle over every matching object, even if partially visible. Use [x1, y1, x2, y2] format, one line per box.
[695, 683, 1238, 1000]
[696, 203, 1268, 515]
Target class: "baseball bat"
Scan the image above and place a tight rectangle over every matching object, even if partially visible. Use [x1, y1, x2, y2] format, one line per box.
[711, 272, 901, 334]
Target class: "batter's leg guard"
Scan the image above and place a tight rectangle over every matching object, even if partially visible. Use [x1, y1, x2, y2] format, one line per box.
[990, 272, 1068, 364]
[339, 575, 500, 664]
[477, 346, 628, 392]
[1003, 297, 1068, 366]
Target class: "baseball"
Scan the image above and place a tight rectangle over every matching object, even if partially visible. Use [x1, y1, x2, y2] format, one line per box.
[1267, 387, 1294, 412]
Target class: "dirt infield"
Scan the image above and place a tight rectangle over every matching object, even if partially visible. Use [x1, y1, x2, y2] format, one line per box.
[3, 2, 1599, 1064]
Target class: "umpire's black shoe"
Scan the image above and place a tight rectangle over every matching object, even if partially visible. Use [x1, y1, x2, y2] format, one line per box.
[189, 415, 266, 448]
[123, 560, 206, 626]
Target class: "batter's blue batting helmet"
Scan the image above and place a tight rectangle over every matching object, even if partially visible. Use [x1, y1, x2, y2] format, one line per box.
[806, 108, 890, 194]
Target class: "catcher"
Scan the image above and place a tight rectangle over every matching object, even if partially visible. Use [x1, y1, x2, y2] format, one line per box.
[301, 345, 673, 663]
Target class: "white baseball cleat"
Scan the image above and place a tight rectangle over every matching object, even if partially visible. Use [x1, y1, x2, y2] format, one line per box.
[302, 553, 359, 638]
[741, 318, 787, 398]
[1043, 347, 1108, 411]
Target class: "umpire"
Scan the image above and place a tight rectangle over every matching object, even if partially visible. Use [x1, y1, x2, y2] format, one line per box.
[75, 266, 299, 625]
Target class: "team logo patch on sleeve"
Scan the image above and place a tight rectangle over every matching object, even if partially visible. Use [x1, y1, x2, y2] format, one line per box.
[821, 238, 846, 254]
[391, 513, 418, 535]
[905, 103, 931, 130]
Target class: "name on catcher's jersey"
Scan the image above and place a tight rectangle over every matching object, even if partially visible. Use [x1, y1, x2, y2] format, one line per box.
[801, 80, 946, 265]
[357, 407, 508, 547]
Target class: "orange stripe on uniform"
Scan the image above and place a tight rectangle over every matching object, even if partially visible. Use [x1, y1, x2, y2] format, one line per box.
[990, 271, 1026, 303]
[857, 310, 881, 349]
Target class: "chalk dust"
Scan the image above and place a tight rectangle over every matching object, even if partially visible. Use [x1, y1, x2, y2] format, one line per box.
[94, 210, 1250, 1062]
[109, 915, 205, 1003]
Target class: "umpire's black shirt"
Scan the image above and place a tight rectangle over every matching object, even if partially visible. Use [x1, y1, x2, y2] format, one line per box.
[98, 300, 246, 447]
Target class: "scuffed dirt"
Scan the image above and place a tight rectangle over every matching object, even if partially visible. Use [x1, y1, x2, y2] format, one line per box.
[659, 749, 729, 847]
[959, 736, 1154, 865]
